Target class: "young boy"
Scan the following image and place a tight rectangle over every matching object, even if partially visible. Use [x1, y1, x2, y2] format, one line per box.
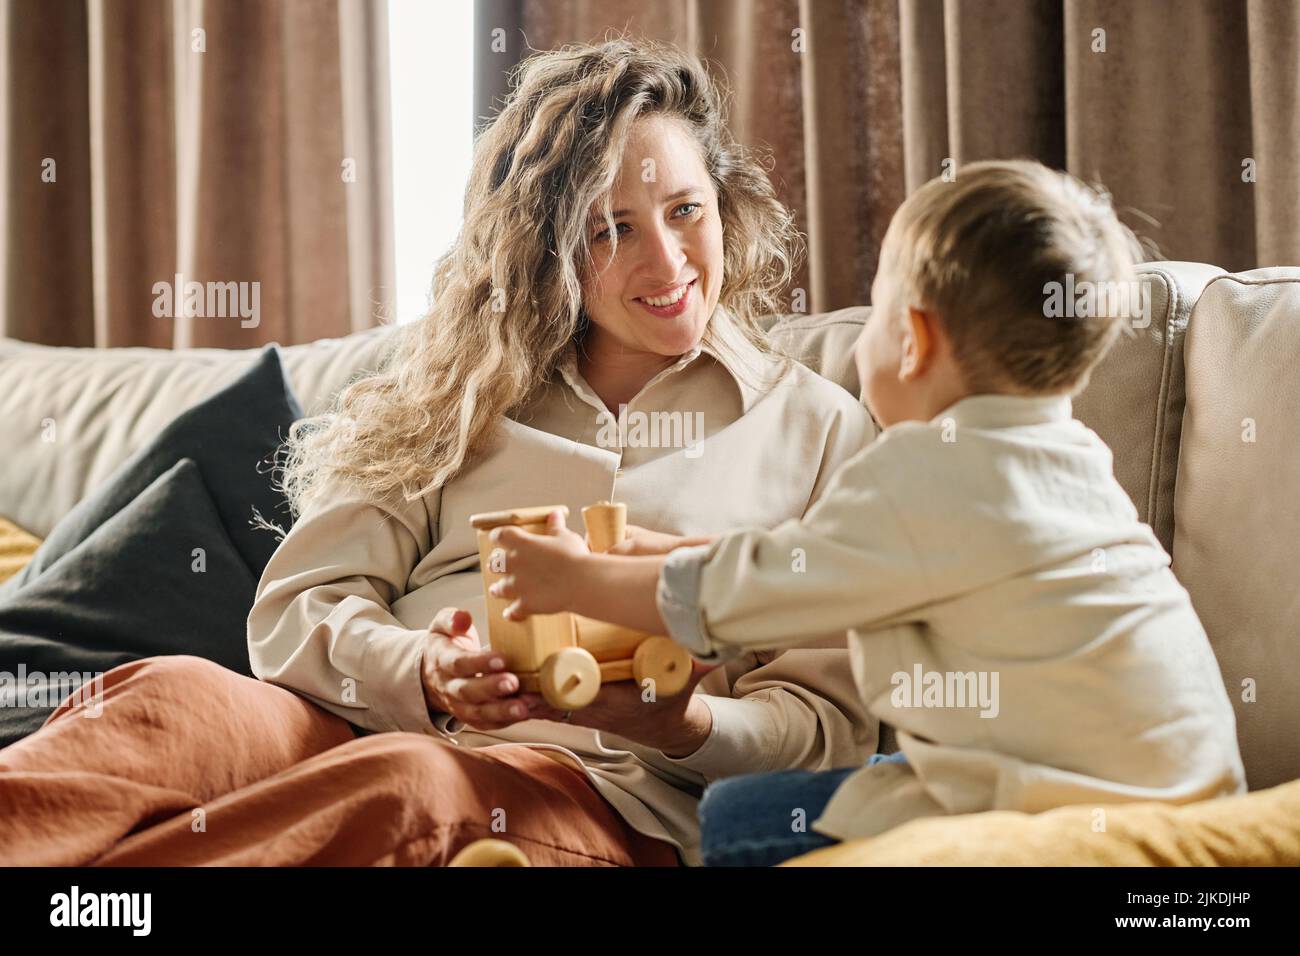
[489, 160, 1246, 866]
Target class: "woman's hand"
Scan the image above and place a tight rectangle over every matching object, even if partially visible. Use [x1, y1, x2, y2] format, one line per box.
[608, 524, 717, 556]
[420, 607, 550, 731]
[489, 509, 589, 619]
[420, 606, 717, 755]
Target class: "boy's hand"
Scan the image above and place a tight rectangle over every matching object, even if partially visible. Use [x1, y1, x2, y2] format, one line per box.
[489, 509, 588, 620]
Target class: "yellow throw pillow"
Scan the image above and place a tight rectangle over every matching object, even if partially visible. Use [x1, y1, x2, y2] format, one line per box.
[783, 779, 1300, 866]
[0, 516, 43, 584]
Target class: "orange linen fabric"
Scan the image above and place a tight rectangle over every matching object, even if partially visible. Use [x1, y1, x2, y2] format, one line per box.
[0, 655, 678, 867]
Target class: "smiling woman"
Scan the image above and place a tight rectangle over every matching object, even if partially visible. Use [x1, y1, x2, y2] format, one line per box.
[278, 38, 800, 516]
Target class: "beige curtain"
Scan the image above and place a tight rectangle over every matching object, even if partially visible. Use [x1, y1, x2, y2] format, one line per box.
[476, 0, 1298, 315]
[904, 0, 1299, 273]
[1, 0, 394, 348]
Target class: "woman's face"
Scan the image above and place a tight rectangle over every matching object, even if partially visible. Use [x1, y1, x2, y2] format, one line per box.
[580, 115, 724, 359]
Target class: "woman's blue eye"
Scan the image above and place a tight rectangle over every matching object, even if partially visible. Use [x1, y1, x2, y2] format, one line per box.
[593, 205, 700, 242]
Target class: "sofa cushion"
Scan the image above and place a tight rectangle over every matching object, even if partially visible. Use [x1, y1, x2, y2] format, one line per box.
[1171, 267, 1300, 791]
[0, 325, 396, 538]
[783, 776, 1300, 866]
[766, 306, 871, 401]
[0, 518, 41, 586]
[0, 458, 257, 748]
[1073, 262, 1225, 553]
[2, 347, 299, 594]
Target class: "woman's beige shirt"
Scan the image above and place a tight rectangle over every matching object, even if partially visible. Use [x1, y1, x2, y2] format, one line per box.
[247, 316, 878, 865]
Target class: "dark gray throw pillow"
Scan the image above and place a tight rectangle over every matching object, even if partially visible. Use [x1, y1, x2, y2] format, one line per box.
[1, 345, 301, 597]
[0, 458, 256, 748]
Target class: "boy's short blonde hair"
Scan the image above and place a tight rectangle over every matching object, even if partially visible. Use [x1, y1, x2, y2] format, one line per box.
[882, 159, 1145, 394]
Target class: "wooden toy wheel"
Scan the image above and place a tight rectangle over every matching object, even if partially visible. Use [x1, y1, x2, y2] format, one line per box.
[447, 839, 531, 867]
[539, 647, 601, 710]
[632, 637, 692, 698]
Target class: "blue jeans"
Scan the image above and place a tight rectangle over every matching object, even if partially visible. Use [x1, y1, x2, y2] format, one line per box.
[698, 751, 909, 867]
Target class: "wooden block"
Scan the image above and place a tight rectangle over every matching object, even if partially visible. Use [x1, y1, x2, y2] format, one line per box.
[581, 501, 626, 553]
[469, 504, 569, 531]
[474, 523, 575, 672]
[574, 615, 652, 662]
[598, 659, 635, 683]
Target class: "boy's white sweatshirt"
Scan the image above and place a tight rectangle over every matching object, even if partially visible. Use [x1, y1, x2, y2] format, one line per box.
[659, 393, 1246, 842]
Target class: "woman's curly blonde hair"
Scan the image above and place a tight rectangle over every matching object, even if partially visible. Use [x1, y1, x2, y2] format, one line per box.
[279, 38, 800, 517]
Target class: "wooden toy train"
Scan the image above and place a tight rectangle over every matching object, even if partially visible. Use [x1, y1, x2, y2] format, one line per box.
[470, 501, 692, 710]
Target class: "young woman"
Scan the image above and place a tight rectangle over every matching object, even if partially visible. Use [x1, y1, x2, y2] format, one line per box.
[0, 39, 878, 867]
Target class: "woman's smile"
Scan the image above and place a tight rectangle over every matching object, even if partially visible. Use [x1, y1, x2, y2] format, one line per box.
[633, 278, 697, 318]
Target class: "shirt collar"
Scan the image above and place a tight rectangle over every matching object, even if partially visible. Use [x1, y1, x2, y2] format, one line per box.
[933, 393, 1074, 429]
[555, 307, 779, 415]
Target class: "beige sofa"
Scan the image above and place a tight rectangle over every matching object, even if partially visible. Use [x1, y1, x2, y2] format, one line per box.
[2, 259, 1297, 863]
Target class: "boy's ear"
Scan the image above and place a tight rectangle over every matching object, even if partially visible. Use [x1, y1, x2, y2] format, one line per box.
[898, 306, 936, 382]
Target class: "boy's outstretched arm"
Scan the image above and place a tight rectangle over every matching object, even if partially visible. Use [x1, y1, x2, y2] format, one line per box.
[493, 442, 932, 663]
[489, 510, 669, 635]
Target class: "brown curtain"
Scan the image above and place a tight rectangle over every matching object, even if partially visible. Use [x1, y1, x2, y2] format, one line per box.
[0, 0, 395, 348]
[475, 0, 1299, 315]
